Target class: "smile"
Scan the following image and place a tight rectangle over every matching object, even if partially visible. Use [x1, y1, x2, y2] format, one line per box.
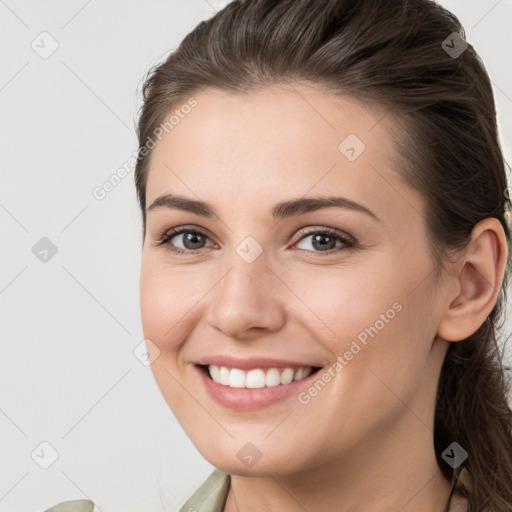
[195, 364, 323, 410]
[201, 364, 320, 388]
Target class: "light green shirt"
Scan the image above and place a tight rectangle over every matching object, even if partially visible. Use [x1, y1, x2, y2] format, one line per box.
[42, 469, 230, 512]
[43, 465, 468, 511]
[178, 468, 231, 511]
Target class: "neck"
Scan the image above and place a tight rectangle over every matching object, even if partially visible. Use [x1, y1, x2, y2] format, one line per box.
[224, 424, 452, 512]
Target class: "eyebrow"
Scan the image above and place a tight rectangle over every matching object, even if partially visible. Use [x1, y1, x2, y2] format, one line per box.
[146, 193, 381, 222]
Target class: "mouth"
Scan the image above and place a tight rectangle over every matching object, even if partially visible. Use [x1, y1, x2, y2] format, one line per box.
[196, 364, 323, 389]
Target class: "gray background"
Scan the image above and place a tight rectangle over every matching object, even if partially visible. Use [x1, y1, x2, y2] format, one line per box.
[0, 1, 511, 511]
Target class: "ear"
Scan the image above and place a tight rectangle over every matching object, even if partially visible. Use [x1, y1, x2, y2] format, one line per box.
[437, 217, 509, 342]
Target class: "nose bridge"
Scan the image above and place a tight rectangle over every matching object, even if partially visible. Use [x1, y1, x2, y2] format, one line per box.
[205, 236, 285, 335]
[217, 237, 271, 306]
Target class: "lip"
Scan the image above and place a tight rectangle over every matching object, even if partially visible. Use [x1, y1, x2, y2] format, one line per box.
[194, 363, 322, 410]
[195, 355, 321, 371]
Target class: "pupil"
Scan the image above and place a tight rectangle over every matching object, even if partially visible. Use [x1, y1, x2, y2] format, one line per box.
[184, 232, 204, 249]
[313, 234, 335, 251]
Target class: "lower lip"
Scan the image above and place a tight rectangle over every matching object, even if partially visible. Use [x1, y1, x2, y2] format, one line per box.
[194, 365, 321, 410]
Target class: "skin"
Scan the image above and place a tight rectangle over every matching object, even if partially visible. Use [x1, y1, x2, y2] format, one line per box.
[139, 83, 508, 512]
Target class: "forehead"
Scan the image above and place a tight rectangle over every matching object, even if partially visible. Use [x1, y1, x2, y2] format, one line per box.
[145, 84, 424, 225]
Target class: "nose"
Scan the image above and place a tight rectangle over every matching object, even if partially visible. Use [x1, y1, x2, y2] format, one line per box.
[204, 250, 286, 340]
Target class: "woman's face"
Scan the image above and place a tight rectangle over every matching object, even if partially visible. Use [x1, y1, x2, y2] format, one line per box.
[140, 84, 450, 476]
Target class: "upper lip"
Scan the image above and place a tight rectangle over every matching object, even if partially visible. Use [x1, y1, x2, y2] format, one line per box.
[196, 355, 322, 370]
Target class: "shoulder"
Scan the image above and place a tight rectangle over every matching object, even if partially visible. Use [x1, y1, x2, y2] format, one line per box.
[42, 499, 95, 512]
[42, 470, 231, 512]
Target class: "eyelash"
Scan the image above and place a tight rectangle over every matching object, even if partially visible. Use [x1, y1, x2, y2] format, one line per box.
[154, 226, 356, 257]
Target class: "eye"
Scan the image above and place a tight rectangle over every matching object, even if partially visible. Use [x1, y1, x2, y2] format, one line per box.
[154, 227, 214, 255]
[293, 228, 355, 255]
[154, 226, 356, 256]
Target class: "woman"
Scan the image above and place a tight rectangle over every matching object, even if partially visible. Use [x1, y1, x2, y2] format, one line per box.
[44, 0, 512, 510]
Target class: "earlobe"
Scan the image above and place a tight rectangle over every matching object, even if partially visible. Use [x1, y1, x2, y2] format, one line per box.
[437, 218, 508, 342]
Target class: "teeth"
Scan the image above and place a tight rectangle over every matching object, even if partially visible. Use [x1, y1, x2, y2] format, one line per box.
[229, 368, 246, 388]
[246, 368, 266, 388]
[280, 368, 295, 385]
[207, 365, 315, 388]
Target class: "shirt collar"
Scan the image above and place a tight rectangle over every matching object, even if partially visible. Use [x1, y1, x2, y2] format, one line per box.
[179, 468, 231, 512]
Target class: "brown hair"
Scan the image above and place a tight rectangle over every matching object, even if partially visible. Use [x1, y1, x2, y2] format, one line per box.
[134, 0, 512, 509]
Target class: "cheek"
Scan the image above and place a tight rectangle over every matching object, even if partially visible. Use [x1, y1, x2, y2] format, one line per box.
[286, 266, 397, 339]
[139, 261, 199, 411]
[292, 264, 430, 382]
[300, 303, 428, 450]
[140, 261, 181, 349]
[139, 259, 212, 353]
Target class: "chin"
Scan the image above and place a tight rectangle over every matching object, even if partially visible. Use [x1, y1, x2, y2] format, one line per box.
[198, 443, 307, 477]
